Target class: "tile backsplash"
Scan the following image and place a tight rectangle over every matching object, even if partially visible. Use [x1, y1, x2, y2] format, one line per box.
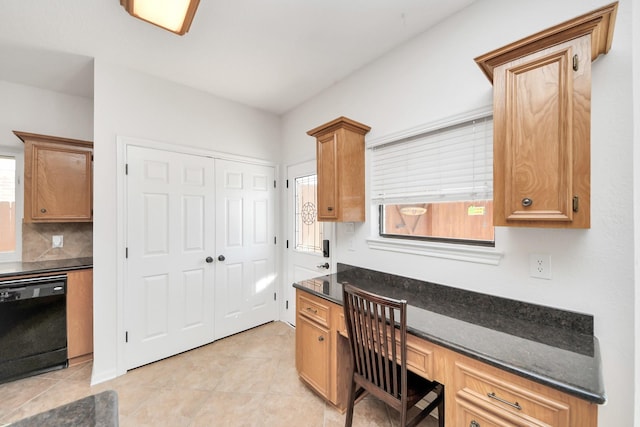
[22, 223, 93, 262]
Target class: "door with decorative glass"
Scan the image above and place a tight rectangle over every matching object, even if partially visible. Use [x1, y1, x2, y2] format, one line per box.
[284, 160, 333, 325]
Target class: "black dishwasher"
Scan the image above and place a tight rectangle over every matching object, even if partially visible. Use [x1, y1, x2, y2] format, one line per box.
[0, 275, 68, 384]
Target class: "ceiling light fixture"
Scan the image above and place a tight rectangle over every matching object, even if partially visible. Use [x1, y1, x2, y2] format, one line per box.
[120, 0, 200, 36]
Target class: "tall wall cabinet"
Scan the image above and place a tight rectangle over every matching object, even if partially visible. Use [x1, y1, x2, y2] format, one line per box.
[14, 131, 93, 223]
[475, 2, 617, 228]
[307, 117, 370, 222]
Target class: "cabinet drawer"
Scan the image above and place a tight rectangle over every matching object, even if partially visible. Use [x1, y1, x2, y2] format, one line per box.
[298, 294, 330, 327]
[457, 396, 537, 427]
[405, 335, 436, 380]
[454, 360, 570, 426]
[337, 311, 435, 381]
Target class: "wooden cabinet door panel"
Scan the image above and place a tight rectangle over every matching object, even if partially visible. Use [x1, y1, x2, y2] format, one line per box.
[296, 315, 330, 397]
[31, 143, 93, 221]
[496, 37, 589, 224]
[66, 269, 93, 364]
[317, 133, 338, 220]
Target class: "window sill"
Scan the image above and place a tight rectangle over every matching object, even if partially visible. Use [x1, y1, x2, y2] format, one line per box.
[366, 237, 503, 265]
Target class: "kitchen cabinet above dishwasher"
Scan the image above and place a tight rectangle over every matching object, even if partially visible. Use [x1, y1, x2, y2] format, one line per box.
[14, 131, 93, 223]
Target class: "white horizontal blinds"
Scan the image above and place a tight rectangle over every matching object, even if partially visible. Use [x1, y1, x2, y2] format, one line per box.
[371, 116, 493, 205]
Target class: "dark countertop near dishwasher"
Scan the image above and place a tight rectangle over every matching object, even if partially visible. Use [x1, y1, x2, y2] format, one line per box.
[0, 257, 93, 279]
[293, 263, 605, 404]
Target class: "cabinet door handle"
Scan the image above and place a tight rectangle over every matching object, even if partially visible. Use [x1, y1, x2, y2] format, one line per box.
[470, 421, 480, 427]
[327, 206, 333, 211]
[40, 208, 47, 213]
[487, 392, 522, 410]
[521, 198, 533, 207]
[318, 336, 325, 342]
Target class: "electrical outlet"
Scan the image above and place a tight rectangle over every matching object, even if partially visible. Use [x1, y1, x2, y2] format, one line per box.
[52, 235, 64, 248]
[529, 253, 551, 280]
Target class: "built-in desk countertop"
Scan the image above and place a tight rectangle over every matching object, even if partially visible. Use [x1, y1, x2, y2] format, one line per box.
[293, 263, 605, 405]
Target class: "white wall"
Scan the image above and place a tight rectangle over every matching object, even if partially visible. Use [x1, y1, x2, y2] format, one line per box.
[92, 60, 281, 382]
[0, 81, 93, 262]
[0, 80, 93, 149]
[282, 0, 635, 425]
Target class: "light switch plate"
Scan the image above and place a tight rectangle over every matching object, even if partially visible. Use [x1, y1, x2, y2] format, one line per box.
[52, 235, 64, 248]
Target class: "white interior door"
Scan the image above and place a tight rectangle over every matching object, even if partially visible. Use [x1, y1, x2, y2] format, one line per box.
[284, 160, 333, 326]
[214, 159, 277, 339]
[125, 146, 215, 369]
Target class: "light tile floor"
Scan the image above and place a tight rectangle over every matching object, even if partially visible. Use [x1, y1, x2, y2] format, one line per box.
[0, 321, 438, 426]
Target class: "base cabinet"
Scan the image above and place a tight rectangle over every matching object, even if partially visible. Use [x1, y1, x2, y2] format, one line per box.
[66, 269, 93, 365]
[295, 291, 350, 410]
[449, 351, 596, 427]
[296, 315, 330, 397]
[295, 289, 598, 425]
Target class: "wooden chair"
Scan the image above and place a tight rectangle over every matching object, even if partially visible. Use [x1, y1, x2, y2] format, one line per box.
[343, 284, 444, 427]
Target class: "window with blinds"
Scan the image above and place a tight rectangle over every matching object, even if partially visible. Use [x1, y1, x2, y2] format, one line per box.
[371, 115, 494, 245]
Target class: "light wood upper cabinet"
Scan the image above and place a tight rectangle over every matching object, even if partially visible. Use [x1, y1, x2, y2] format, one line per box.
[475, 2, 617, 228]
[307, 117, 370, 222]
[14, 131, 93, 223]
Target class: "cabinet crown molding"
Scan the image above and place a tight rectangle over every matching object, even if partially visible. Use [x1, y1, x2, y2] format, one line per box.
[306, 116, 371, 137]
[13, 131, 93, 148]
[474, 1, 618, 82]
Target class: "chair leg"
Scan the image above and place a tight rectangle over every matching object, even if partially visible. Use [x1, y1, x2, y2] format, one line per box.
[400, 402, 408, 427]
[438, 385, 445, 427]
[345, 379, 357, 427]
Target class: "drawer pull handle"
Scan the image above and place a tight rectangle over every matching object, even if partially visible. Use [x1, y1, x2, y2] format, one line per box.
[487, 392, 522, 410]
[470, 421, 480, 427]
[306, 307, 318, 314]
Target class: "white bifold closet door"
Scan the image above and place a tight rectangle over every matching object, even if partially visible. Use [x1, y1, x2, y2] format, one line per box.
[124, 147, 276, 370]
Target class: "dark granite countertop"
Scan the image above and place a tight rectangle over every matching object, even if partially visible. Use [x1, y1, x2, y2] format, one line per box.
[293, 264, 605, 404]
[10, 390, 118, 426]
[0, 257, 93, 279]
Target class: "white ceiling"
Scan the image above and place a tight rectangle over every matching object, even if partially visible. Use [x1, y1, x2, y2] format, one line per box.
[0, 0, 475, 114]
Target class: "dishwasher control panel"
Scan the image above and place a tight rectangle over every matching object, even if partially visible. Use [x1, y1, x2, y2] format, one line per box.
[0, 275, 66, 302]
